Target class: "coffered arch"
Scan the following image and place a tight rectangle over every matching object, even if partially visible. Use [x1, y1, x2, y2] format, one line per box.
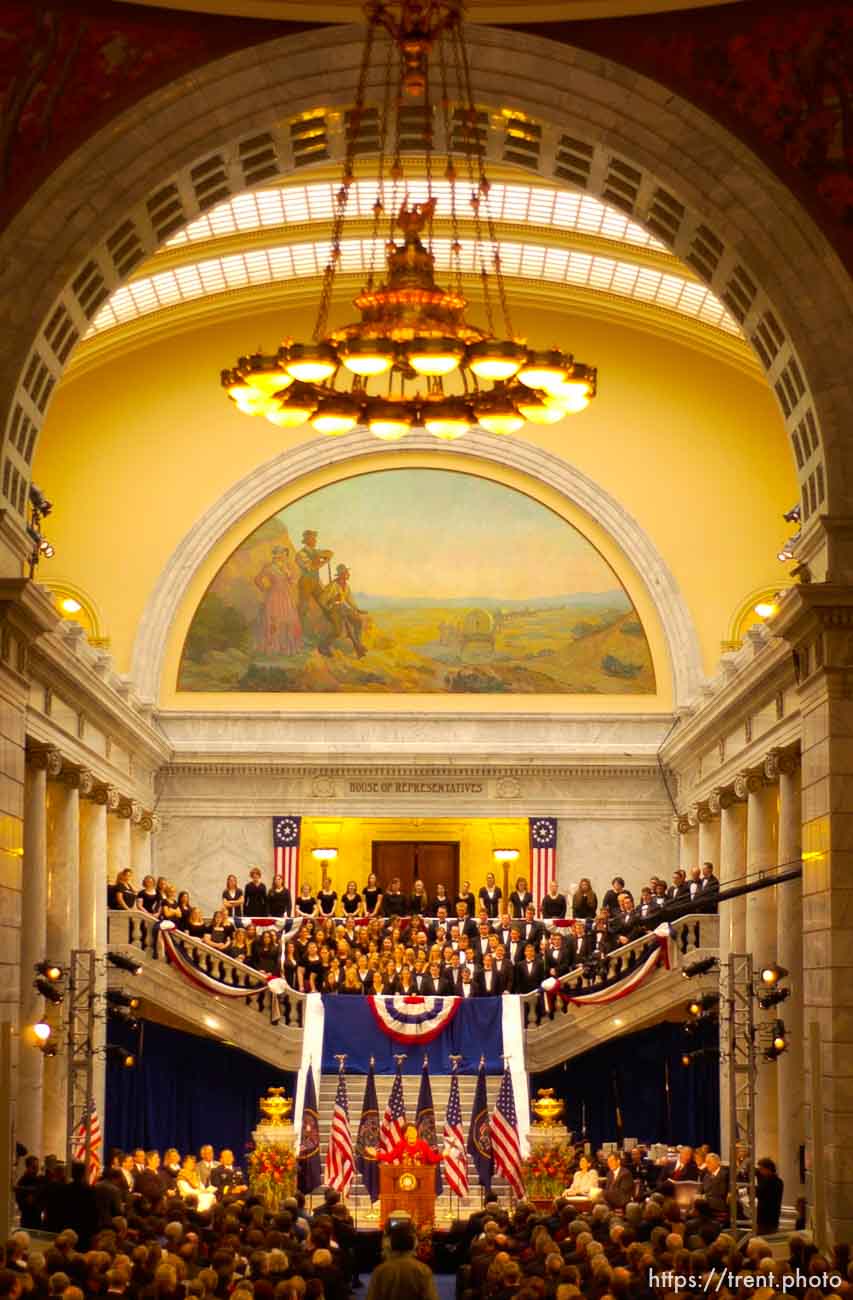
[3, 24, 850, 551]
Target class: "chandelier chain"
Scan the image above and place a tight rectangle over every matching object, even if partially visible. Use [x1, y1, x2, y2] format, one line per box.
[437, 29, 463, 298]
[451, 22, 494, 334]
[367, 31, 395, 290]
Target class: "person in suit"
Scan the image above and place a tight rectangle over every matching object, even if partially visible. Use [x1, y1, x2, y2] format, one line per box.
[659, 1144, 699, 1183]
[755, 1157, 784, 1232]
[610, 892, 643, 944]
[506, 925, 524, 965]
[473, 952, 502, 995]
[687, 865, 703, 903]
[423, 960, 453, 996]
[514, 942, 545, 994]
[603, 1153, 634, 1211]
[521, 904, 544, 948]
[700, 861, 720, 910]
[454, 901, 479, 940]
[493, 912, 514, 948]
[545, 932, 573, 977]
[455, 966, 476, 998]
[700, 1152, 729, 1217]
[666, 870, 691, 905]
[473, 922, 493, 964]
[135, 1151, 168, 1204]
[428, 906, 451, 942]
[212, 1149, 248, 1199]
[638, 886, 657, 921]
[581, 919, 613, 971]
[411, 956, 431, 993]
[494, 944, 515, 993]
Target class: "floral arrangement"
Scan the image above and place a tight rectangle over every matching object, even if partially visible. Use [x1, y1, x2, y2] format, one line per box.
[247, 1140, 297, 1210]
[520, 1142, 576, 1199]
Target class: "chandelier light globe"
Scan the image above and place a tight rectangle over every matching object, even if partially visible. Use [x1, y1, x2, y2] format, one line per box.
[406, 336, 466, 377]
[219, 0, 596, 440]
[424, 398, 473, 440]
[517, 349, 571, 394]
[466, 340, 527, 382]
[264, 384, 318, 428]
[515, 394, 565, 425]
[284, 343, 338, 384]
[474, 389, 525, 436]
[310, 394, 362, 436]
[366, 399, 413, 441]
[339, 338, 396, 377]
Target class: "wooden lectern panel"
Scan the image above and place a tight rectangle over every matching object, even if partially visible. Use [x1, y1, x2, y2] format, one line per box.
[379, 1159, 437, 1228]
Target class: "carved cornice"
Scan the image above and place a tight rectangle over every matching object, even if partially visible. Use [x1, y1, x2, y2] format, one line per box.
[162, 761, 663, 780]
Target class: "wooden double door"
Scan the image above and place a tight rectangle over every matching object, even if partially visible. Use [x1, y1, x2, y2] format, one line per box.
[371, 840, 459, 903]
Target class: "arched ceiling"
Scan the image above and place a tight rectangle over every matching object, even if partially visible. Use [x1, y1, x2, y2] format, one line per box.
[116, 0, 744, 21]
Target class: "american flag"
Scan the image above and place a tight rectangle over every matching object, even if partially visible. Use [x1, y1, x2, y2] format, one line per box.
[273, 816, 301, 901]
[442, 1071, 468, 1198]
[529, 817, 557, 913]
[324, 1071, 355, 1196]
[379, 1066, 407, 1153]
[490, 1065, 523, 1198]
[71, 1098, 102, 1182]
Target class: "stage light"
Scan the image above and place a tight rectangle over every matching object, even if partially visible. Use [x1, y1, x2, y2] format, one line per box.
[760, 963, 788, 986]
[35, 977, 63, 1003]
[772, 1020, 787, 1052]
[681, 1053, 692, 1067]
[783, 505, 801, 525]
[687, 993, 719, 1019]
[35, 960, 63, 982]
[106, 990, 140, 1010]
[682, 956, 718, 979]
[32, 1021, 51, 1042]
[107, 952, 143, 975]
[105, 1045, 136, 1068]
[40, 1043, 58, 1058]
[758, 986, 790, 1010]
[108, 1007, 138, 1025]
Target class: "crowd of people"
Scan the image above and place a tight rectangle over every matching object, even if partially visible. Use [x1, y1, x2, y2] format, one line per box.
[107, 866, 719, 996]
[5, 1145, 847, 1300]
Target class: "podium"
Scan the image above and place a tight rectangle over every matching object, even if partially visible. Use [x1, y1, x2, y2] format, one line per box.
[379, 1158, 437, 1228]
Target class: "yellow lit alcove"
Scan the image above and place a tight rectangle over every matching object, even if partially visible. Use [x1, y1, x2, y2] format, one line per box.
[38, 580, 105, 645]
[299, 816, 529, 900]
[725, 582, 795, 649]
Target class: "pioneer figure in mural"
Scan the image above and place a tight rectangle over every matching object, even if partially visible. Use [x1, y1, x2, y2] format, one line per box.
[296, 530, 334, 620]
[253, 544, 302, 656]
[318, 564, 368, 658]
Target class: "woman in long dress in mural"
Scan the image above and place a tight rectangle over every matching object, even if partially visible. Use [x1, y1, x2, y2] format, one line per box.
[254, 544, 302, 656]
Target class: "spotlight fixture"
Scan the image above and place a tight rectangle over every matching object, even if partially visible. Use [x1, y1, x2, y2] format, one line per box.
[772, 1019, 787, 1052]
[40, 1043, 58, 1058]
[220, 1, 596, 441]
[32, 1021, 52, 1042]
[760, 963, 788, 986]
[29, 485, 53, 517]
[682, 956, 718, 979]
[106, 990, 141, 1011]
[104, 1044, 136, 1068]
[783, 505, 801, 525]
[758, 986, 790, 1010]
[108, 1006, 139, 1025]
[681, 1052, 692, 1068]
[686, 993, 719, 1019]
[39, 539, 55, 559]
[35, 960, 63, 982]
[777, 533, 800, 563]
[107, 952, 143, 975]
[34, 977, 63, 1003]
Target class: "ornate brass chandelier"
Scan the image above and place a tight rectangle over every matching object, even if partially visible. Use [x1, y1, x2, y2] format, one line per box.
[221, 0, 597, 440]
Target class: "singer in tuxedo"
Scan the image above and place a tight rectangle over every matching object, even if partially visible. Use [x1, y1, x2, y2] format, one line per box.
[514, 943, 545, 994]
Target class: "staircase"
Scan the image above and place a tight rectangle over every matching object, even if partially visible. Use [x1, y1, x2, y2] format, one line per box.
[106, 911, 304, 1069]
[315, 1070, 511, 1224]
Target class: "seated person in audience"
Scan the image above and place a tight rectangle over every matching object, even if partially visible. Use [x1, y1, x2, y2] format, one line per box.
[317, 878, 338, 917]
[382, 876, 409, 918]
[222, 873, 243, 919]
[658, 1144, 699, 1183]
[204, 909, 234, 951]
[177, 1155, 216, 1213]
[108, 868, 138, 911]
[244, 866, 268, 916]
[540, 879, 568, 919]
[295, 881, 317, 915]
[478, 871, 502, 918]
[197, 1144, 218, 1186]
[565, 1154, 601, 1199]
[601, 876, 626, 916]
[267, 874, 293, 918]
[514, 942, 545, 994]
[136, 874, 161, 915]
[603, 1152, 634, 1211]
[211, 1148, 248, 1199]
[410, 878, 429, 915]
[455, 880, 477, 919]
[572, 877, 598, 920]
[362, 872, 383, 917]
[509, 875, 533, 917]
[341, 879, 363, 916]
[161, 1148, 181, 1192]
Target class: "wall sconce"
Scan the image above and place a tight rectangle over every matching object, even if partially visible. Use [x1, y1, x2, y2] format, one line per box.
[312, 848, 338, 861]
[493, 849, 520, 862]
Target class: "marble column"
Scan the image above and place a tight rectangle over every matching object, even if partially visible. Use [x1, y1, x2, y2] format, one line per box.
[679, 824, 699, 873]
[43, 774, 80, 1158]
[107, 803, 131, 883]
[741, 771, 780, 1165]
[130, 820, 151, 881]
[79, 782, 107, 1129]
[698, 812, 721, 878]
[774, 754, 804, 1214]
[18, 757, 49, 1157]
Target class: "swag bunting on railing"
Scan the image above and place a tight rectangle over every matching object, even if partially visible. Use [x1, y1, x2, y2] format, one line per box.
[539, 927, 672, 1015]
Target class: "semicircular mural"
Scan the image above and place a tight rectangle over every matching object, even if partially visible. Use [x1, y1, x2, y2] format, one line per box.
[178, 468, 655, 694]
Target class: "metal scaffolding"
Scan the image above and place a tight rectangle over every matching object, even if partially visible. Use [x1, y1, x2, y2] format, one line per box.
[65, 948, 96, 1173]
[723, 952, 757, 1233]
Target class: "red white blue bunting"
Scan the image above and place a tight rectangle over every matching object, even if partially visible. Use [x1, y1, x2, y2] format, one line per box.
[542, 933, 671, 1010]
[367, 994, 461, 1044]
[160, 925, 277, 999]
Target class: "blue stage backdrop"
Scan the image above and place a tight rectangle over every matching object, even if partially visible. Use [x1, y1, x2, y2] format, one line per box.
[321, 996, 503, 1074]
[532, 1020, 720, 1150]
[105, 1019, 295, 1158]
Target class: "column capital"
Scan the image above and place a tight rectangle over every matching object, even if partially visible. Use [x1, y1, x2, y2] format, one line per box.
[694, 800, 713, 823]
[138, 810, 160, 833]
[764, 747, 801, 782]
[92, 782, 120, 811]
[63, 765, 96, 795]
[26, 742, 63, 777]
[708, 785, 738, 815]
[686, 804, 700, 829]
[733, 768, 764, 800]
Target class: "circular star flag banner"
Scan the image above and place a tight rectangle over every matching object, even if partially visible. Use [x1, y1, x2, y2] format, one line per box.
[368, 995, 460, 1044]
